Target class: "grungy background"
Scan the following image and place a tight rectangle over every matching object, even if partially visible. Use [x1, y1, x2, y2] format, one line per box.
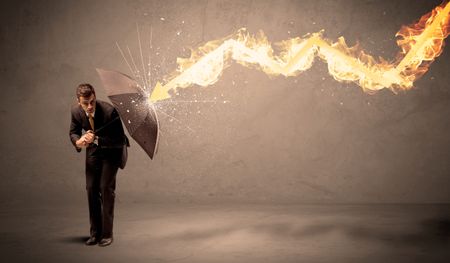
[0, 0, 449, 205]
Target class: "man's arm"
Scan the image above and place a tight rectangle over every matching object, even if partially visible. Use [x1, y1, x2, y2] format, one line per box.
[69, 108, 94, 151]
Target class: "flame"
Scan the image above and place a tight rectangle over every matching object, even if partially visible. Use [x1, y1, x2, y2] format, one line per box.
[150, 2, 450, 102]
[395, 1, 450, 82]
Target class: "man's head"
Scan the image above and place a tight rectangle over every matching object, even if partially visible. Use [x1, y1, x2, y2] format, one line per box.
[77, 83, 96, 114]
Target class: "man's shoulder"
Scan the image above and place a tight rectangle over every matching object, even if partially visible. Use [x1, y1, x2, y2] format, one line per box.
[96, 100, 116, 115]
[71, 104, 82, 115]
[97, 100, 113, 109]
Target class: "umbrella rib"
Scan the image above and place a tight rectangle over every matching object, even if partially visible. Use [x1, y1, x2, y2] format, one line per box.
[116, 42, 134, 76]
[128, 114, 159, 154]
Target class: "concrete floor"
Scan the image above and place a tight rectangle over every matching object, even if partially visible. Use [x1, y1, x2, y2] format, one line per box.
[0, 202, 449, 263]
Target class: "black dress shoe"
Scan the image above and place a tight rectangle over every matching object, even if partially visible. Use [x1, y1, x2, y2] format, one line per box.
[85, 236, 98, 246]
[98, 237, 113, 247]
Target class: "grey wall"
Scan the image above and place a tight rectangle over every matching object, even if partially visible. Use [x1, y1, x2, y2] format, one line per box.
[1, 0, 449, 205]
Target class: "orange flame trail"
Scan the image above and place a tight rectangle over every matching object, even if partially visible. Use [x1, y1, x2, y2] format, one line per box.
[150, 2, 450, 102]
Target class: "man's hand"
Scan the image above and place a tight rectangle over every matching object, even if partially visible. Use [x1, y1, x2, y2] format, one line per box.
[85, 130, 95, 143]
[76, 130, 95, 147]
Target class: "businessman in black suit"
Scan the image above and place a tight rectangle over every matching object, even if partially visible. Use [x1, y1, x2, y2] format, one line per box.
[69, 83, 127, 247]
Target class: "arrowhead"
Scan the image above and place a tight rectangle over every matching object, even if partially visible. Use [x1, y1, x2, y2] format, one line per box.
[149, 82, 171, 102]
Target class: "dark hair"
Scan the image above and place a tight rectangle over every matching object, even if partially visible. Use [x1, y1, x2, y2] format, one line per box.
[76, 83, 96, 99]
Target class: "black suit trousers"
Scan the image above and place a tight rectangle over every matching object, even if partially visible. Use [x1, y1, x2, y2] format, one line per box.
[85, 146, 121, 238]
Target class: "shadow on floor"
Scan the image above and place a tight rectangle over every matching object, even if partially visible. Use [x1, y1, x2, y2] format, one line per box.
[344, 217, 450, 247]
[59, 236, 89, 244]
[161, 216, 450, 249]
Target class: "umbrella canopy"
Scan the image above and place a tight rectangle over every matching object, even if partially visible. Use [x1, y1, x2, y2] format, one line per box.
[96, 68, 159, 159]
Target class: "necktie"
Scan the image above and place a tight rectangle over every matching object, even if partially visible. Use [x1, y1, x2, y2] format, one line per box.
[88, 113, 95, 131]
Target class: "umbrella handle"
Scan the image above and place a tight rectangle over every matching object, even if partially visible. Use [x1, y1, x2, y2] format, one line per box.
[94, 116, 120, 135]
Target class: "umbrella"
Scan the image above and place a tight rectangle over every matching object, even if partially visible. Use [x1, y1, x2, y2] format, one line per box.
[96, 68, 159, 159]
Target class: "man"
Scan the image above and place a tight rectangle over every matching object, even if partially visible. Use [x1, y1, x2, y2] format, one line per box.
[69, 83, 127, 247]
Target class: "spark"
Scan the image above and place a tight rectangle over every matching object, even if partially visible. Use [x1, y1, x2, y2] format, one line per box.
[136, 23, 149, 90]
[156, 107, 196, 133]
[115, 42, 134, 78]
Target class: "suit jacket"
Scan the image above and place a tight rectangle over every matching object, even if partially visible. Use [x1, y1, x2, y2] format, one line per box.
[70, 100, 128, 166]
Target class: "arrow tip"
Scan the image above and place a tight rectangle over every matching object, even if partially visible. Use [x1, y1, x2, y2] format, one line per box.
[149, 82, 171, 103]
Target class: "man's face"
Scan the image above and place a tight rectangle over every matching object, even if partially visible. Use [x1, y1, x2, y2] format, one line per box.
[78, 94, 96, 114]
